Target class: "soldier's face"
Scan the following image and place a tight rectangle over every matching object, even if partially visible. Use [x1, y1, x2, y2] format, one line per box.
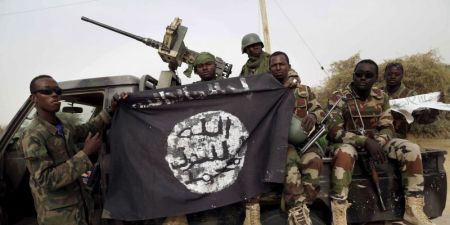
[384, 67, 403, 86]
[246, 43, 263, 58]
[31, 78, 61, 113]
[195, 61, 216, 81]
[353, 63, 378, 92]
[270, 54, 291, 82]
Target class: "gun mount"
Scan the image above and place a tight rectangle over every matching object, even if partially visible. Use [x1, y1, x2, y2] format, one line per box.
[81, 16, 232, 80]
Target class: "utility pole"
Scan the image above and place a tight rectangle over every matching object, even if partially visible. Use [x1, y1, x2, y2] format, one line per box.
[259, 0, 271, 53]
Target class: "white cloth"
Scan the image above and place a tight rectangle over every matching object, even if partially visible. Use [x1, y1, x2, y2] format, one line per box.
[389, 92, 450, 123]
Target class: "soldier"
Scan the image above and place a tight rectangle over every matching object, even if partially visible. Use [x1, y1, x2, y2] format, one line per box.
[193, 51, 217, 82]
[327, 60, 435, 225]
[163, 52, 219, 225]
[20, 75, 125, 225]
[239, 33, 300, 87]
[382, 62, 439, 138]
[269, 51, 324, 225]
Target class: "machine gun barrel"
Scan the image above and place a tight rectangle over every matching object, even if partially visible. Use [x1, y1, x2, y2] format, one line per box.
[81, 16, 161, 49]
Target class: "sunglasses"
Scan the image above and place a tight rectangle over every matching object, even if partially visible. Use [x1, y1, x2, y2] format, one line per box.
[353, 71, 375, 79]
[32, 87, 63, 95]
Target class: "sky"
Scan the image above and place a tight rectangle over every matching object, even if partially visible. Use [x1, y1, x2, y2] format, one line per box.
[1, 0, 449, 126]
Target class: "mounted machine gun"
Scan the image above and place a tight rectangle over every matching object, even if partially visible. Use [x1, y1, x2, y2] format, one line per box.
[81, 16, 232, 88]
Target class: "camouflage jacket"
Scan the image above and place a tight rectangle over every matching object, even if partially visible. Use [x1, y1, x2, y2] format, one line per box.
[20, 111, 110, 225]
[327, 85, 394, 148]
[240, 52, 271, 76]
[293, 84, 325, 123]
[239, 52, 301, 81]
[382, 83, 417, 138]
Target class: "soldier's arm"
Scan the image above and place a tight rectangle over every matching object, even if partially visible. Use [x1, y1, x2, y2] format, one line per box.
[306, 86, 325, 124]
[72, 110, 111, 142]
[21, 132, 92, 191]
[326, 92, 367, 148]
[375, 94, 394, 146]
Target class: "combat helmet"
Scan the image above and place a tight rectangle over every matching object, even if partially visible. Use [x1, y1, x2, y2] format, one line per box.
[241, 33, 264, 53]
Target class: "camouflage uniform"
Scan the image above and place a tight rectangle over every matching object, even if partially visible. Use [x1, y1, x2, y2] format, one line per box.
[284, 84, 325, 209]
[382, 83, 417, 138]
[20, 111, 111, 225]
[239, 51, 300, 80]
[326, 85, 424, 201]
[240, 52, 271, 76]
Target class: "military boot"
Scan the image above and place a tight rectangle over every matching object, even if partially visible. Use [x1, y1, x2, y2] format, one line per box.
[331, 199, 351, 225]
[163, 215, 189, 225]
[287, 203, 312, 225]
[242, 202, 262, 225]
[403, 196, 435, 225]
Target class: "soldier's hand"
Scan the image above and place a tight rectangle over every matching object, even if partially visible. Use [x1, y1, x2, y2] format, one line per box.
[301, 114, 316, 133]
[284, 76, 300, 88]
[83, 132, 102, 156]
[364, 138, 386, 164]
[111, 92, 129, 112]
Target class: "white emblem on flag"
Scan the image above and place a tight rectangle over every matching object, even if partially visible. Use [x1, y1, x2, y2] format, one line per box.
[166, 110, 249, 194]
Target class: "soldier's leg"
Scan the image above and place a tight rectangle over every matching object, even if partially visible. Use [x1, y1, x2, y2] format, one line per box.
[330, 144, 357, 225]
[384, 138, 434, 225]
[385, 138, 424, 196]
[299, 148, 323, 204]
[284, 145, 304, 209]
[283, 145, 312, 225]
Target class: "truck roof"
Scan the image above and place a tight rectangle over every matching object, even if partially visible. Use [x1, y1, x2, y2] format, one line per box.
[59, 75, 141, 90]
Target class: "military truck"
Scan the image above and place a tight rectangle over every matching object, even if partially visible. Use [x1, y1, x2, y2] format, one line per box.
[0, 73, 447, 225]
[0, 16, 446, 225]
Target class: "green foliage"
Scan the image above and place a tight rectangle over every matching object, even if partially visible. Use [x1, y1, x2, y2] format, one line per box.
[317, 50, 450, 138]
[315, 53, 360, 107]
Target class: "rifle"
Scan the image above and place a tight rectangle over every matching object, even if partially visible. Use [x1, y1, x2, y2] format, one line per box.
[81, 16, 232, 79]
[352, 105, 388, 211]
[298, 95, 345, 154]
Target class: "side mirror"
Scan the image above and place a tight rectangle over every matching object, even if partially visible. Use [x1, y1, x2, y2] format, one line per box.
[62, 106, 83, 114]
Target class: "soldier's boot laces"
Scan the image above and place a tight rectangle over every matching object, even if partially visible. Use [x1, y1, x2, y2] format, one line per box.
[288, 203, 312, 225]
[243, 202, 262, 225]
[331, 199, 351, 225]
[403, 196, 435, 225]
[162, 215, 189, 225]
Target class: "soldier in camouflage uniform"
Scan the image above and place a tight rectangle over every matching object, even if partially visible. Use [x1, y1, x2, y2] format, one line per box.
[20, 75, 124, 225]
[327, 60, 435, 225]
[270, 51, 325, 225]
[381, 62, 439, 138]
[239, 33, 300, 86]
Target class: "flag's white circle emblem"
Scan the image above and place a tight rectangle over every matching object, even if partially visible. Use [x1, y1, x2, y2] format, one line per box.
[166, 110, 249, 194]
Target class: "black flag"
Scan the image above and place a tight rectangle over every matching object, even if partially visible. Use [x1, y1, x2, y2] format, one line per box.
[105, 74, 294, 220]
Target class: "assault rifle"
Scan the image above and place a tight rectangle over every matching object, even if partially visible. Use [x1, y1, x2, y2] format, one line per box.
[81, 16, 232, 80]
[298, 95, 345, 154]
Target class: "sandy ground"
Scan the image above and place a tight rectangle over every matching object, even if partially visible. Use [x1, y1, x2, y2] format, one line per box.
[408, 137, 450, 225]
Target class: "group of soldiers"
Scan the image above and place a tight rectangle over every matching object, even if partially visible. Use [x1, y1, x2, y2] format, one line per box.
[20, 32, 439, 225]
[181, 33, 438, 225]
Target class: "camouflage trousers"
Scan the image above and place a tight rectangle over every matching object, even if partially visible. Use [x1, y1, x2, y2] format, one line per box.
[36, 201, 89, 225]
[284, 144, 323, 209]
[330, 138, 424, 200]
